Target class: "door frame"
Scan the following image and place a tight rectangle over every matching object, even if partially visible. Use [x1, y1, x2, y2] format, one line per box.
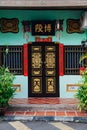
[28, 42, 59, 97]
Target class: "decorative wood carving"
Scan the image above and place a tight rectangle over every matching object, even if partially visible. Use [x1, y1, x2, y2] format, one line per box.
[0, 18, 19, 33]
[66, 19, 84, 33]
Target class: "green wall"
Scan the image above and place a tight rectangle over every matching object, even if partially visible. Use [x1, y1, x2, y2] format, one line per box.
[0, 10, 85, 45]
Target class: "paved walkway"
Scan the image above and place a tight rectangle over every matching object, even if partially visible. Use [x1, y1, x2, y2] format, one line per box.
[1, 98, 87, 122]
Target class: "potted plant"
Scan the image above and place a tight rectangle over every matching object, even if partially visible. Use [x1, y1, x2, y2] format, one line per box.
[75, 67, 87, 111]
[0, 65, 16, 116]
[74, 50, 87, 112]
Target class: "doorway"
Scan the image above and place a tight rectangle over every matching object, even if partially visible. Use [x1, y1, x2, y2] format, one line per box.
[28, 42, 59, 97]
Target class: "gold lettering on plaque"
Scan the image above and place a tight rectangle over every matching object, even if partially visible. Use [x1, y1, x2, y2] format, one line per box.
[45, 52, 55, 68]
[32, 53, 42, 68]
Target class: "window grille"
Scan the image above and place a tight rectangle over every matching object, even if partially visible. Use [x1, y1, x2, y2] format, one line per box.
[64, 46, 86, 75]
[0, 46, 23, 74]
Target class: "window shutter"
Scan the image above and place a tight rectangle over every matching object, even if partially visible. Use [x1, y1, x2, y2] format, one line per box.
[23, 44, 28, 76]
[59, 44, 64, 76]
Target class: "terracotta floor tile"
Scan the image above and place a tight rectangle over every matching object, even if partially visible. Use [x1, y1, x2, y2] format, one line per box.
[56, 111, 66, 116]
[15, 111, 25, 115]
[5, 111, 15, 116]
[77, 112, 87, 116]
[59, 98, 79, 104]
[25, 111, 35, 116]
[46, 111, 55, 116]
[66, 111, 76, 116]
[36, 111, 45, 116]
[9, 98, 78, 105]
[7, 98, 79, 118]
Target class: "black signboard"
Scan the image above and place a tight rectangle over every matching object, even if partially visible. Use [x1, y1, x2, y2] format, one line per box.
[31, 20, 55, 36]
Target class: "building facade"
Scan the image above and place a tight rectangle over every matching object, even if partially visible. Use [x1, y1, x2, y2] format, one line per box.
[0, 1, 87, 98]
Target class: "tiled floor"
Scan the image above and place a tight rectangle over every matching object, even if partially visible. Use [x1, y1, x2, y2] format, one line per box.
[9, 98, 79, 105]
[4, 98, 87, 117]
[5, 110, 87, 117]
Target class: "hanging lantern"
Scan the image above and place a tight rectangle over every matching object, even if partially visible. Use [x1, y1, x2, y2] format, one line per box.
[56, 19, 64, 39]
[56, 20, 60, 31]
[22, 21, 31, 42]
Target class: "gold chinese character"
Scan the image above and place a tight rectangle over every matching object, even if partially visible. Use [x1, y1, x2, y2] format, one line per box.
[35, 24, 43, 32]
[44, 24, 51, 32]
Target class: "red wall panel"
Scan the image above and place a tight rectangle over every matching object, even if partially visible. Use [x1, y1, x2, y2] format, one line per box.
[23, 44, 28, 76]
[59, 44, 64, 76]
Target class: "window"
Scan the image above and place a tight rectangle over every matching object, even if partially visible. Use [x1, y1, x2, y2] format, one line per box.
[0, 46, 23, 75]
[64, 46, 86, 75]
